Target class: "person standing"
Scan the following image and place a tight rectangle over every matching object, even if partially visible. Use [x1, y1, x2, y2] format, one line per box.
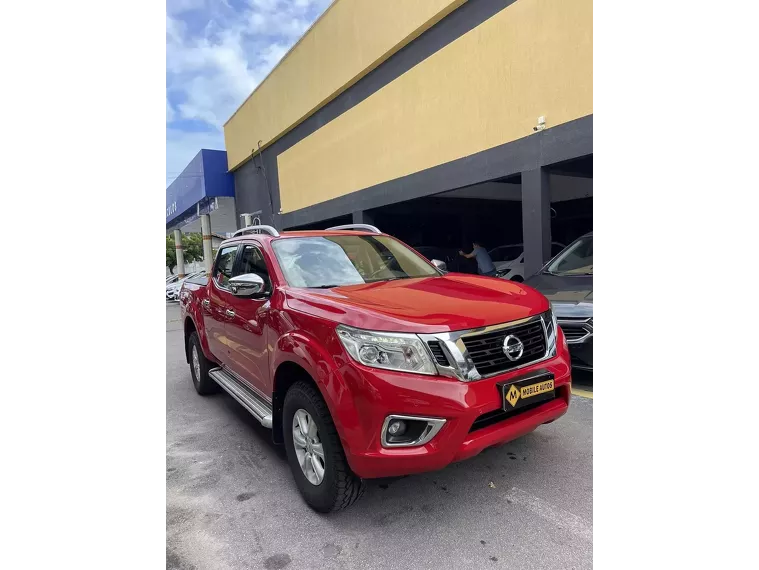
[459, 240, 496, 276]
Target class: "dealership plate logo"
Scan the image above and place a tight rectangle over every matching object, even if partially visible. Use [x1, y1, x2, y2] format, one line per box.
[502, 335, 524, 361]
[505, 384, 521, 407]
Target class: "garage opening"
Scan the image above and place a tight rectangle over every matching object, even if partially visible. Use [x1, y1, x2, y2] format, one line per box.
[283, 154, 592, 279]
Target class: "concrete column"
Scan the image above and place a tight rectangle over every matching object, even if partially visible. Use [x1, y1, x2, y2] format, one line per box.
[200, 214, 214, 275]
[521, 167, 552, 277]
[352, 210, 375, 226]
[173, 229, 186, 278]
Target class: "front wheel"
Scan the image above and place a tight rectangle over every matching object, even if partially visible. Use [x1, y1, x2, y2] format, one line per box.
[188, 331, 219, 395]
[283, 381, 365, 512]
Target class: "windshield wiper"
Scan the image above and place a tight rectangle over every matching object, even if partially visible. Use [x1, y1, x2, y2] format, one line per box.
[364, 276, 416, 284]
[309, 284, 343, 289]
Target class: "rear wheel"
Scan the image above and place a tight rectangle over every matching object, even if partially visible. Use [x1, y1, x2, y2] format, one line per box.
[188, 332, 219, 395]
[283, 381, 365, 512]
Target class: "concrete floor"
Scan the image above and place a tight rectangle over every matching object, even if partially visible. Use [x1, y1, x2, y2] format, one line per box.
[166, 303, 593, 570]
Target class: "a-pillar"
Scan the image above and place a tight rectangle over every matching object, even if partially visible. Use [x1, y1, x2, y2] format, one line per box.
[200, 214, 214, 275]
[352, 210, 375, 227]
[521, 167, 552, 278]
[173, 229, 186, 278]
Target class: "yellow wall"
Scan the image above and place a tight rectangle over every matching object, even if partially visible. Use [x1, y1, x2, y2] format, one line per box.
[277, 0, 593, 213]
[223, 0, 466, 171]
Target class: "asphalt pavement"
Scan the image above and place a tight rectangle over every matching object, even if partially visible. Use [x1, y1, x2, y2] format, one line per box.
[166, 303, 593, 570]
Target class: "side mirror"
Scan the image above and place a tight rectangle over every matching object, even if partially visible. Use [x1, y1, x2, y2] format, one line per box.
[229, 273, 266, 297]
[431, 259, 448, 273]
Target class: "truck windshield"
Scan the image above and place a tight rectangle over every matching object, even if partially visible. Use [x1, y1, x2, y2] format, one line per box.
[544, 235, 593, 276]
[272, 235, 439, 288]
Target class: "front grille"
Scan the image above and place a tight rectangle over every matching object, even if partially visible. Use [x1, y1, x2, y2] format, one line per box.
[562, 326, 587, 341]
[427, 341, 450, 366]
[558, 319, 592, 342]
[461, 318, 547, 377]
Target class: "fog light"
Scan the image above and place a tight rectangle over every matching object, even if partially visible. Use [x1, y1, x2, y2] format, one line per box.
[381, 415, 447, 447]
[387, 419, 406, 436]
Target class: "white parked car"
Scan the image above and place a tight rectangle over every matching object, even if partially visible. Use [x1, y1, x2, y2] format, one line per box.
[489, 242, 566, 282]
[166, 270, 205, 301]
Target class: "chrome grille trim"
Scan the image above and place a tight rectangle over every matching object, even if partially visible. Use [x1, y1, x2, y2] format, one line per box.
[418, 311, 556, 382]
[557, 317, 593, 344]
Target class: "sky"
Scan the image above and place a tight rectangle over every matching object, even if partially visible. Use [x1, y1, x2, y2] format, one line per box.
[166, 0, 333, 186]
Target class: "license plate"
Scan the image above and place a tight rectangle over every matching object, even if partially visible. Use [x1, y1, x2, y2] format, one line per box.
[501, 375, 555, 411]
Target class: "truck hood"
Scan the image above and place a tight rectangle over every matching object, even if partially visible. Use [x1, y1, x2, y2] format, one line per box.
[284, 273, 550, 334]
[524, 273, 593, 319]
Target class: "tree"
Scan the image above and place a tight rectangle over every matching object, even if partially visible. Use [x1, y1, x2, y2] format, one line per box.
[166, 235, 176, 274]
[182, 233, 204, 264]
[166, 232, 206, 273]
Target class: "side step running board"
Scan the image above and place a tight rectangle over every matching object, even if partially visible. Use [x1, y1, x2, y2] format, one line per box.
[208, 368, 273, 428]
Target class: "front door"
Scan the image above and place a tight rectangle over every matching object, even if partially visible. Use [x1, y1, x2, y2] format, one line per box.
[225, 242, 273, 396]
[204, 244, 238, 363]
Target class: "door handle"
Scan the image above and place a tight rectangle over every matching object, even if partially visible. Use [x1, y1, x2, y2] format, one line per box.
[202, 299, 210, 308]
[225, 309, 236, 318]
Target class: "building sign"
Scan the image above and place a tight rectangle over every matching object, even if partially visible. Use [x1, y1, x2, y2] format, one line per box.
[166, 149, 235, 225]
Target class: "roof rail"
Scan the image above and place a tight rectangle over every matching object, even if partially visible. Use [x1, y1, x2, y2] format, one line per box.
[326, 224, 381, 233]
[232, 225, 280, 237]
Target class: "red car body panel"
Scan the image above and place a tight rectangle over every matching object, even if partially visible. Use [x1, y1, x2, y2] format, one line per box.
[179, 231, 572, 479]
[283, 273, 549, 333]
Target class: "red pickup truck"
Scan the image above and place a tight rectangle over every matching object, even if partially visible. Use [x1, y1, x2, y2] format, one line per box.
[179, 224, 572, 512]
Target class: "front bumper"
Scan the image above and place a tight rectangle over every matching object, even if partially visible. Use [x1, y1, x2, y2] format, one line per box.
[338, 334, 572, 479]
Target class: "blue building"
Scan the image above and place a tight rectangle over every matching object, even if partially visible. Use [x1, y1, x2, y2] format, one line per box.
[166, 149, 238, 238]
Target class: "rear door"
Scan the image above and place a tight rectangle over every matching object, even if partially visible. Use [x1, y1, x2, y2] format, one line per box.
[224, 242, 274, 396]
[204, 244, 239, 362]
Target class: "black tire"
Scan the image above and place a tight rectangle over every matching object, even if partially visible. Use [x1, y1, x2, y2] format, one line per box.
[283, 381, 365, 513]
[511, 275, 524, 283]
[188, 331, 219, 395]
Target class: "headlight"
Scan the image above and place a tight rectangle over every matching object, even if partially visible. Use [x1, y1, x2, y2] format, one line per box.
[336, 325, 437, 375]
[543, 309, 558, 357]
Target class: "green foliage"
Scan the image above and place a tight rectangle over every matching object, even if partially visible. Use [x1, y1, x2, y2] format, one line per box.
[166, 232, 207, 272]
[166, 235, 176, 273]
[183, 233, 204, 264]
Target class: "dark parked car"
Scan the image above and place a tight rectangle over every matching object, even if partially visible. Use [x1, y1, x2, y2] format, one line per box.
[525, 232, 592, 371]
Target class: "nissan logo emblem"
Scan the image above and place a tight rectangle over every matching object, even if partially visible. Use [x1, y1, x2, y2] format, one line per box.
[502, 335, 524, 361]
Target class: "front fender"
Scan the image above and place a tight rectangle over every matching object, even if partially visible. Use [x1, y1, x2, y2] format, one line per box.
[271, 329, 364, 456]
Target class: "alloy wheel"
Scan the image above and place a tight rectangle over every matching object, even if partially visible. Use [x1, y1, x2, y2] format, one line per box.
[292, 409, 325, 485]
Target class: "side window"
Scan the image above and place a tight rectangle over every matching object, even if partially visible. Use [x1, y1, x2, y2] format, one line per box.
[213, 246, 238, 289]
[236, 244, 272, 291]
[494, 247, 522, 262]
[489, 247, 506, 261]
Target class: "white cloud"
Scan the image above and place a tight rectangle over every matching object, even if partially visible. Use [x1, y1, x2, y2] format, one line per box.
[166, 0, 333, 182]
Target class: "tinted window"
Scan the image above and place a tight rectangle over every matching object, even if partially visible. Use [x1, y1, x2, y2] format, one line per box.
[490, 246, 522, 262]
[546, 236, 593, 275]
[214, 246, 238, 288]
[236, 245, 271, 291]
[272, 235, 438, 288]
